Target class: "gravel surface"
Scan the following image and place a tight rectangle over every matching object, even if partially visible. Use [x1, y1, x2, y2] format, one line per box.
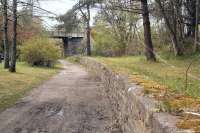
[0, 61, 117, 133]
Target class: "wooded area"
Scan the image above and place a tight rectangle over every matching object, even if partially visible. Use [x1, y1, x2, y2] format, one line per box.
[0, 0, 200, 132]
[0, 0, 199, 72]
[0, 0, 60, 72]
[59, 0, 200, 60]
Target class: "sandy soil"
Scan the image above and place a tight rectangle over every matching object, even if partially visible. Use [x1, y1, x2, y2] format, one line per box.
[0, 61, 119, 133]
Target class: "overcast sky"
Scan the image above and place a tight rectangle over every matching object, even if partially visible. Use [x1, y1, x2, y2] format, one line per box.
[38, 0, 96, 29]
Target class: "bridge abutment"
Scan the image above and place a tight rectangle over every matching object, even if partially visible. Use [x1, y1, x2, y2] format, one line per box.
[49, 31, 84, 57]
[62, 37, 83, 57]
[62, 38, 69, 57]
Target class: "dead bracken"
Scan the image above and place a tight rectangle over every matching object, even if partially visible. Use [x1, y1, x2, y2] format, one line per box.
[129, 73, 200, 132]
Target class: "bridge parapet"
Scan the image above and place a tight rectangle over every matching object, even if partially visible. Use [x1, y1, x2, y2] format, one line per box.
[49, 31, 84, 38]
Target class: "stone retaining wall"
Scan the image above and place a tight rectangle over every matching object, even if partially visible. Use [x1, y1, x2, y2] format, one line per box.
[78, 57, 191, 133]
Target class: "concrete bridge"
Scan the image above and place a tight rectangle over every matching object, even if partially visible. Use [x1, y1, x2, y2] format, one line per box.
[49, 31, 84, 57]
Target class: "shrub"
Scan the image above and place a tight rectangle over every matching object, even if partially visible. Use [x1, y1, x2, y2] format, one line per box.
[92, 23, 143, 56]
[92, 26, 123, 56]
[20, 36, 61, 67]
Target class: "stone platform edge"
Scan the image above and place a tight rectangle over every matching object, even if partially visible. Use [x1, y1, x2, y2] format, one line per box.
[77, 56, 192, 133]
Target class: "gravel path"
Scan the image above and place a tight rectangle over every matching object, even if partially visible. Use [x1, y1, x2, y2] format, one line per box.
[0, 61, 115, 133]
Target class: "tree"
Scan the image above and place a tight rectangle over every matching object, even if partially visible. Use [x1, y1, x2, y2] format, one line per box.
[73, 0, 156, 60]
[2, 0, 9, 68]
[86, 3, 91, 56]
[57, 10, 81, 32]
[184, 0, 197, 37]
[9, 0, 18, 72]
[194, 0, 199, 52]
[155, 0, 183, 56]
[102, 0, 156, 60]
[93, 1, 140, 55]
[75, 1, 92, 56]
[73, 0, 103, 56]
[141, 0, 156, 61]
[0, 0, 59, 72]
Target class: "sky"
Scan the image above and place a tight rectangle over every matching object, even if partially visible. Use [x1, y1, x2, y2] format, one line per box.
[38, 0, 97, 29]
[38, 0, 77, 29]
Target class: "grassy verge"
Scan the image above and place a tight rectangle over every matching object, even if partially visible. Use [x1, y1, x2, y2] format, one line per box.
[0, 62, 62, 111]
[67, 56, 81, 63]
[93, 55, 200, 98]
[93, 55, 200, 131]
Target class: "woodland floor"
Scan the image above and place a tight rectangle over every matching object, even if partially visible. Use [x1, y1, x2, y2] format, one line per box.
[0, 61, 117, 133]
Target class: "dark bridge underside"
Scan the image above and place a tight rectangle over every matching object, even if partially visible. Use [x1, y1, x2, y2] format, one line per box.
[51, 36, 84, 57]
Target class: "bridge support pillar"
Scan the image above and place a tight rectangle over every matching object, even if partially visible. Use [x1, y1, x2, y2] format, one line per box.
[62, 38, 69, 57]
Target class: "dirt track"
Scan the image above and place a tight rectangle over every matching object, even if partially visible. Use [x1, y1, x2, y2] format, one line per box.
[0, 61, 118, 133]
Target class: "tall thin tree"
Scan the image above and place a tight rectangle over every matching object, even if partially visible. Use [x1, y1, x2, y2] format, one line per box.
[9, 0, 18, 72]
[86, 3, 91, 56]
[141, 0, 156, 61]
[73, 0, 102, 56]
[155, 0, 183, 56]
[3, 0, 9, 68]
[194, 0, 199, 52]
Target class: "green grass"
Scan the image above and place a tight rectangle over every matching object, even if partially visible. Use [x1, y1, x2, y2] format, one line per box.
[67, 56, 81, 63]
[0, 62, 62, 111]
[93, 55, 200, 98]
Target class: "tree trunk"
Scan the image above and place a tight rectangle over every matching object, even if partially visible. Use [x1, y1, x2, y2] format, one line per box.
[86, 3, 91, 56]
[0, 53, 2, 63]
[3, 0, 9, 69]
[194, 0, 199, 52]
[141, 0, 156, 61]
[171, 34, 182, 56]
[155, 0, 183, 56]
[9, 0, 17, 72]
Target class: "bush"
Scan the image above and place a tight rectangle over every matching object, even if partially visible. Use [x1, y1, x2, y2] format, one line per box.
[92, 22, 143, 56]
[20, 36, 61, 67]
[92, 26, 123, 56]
